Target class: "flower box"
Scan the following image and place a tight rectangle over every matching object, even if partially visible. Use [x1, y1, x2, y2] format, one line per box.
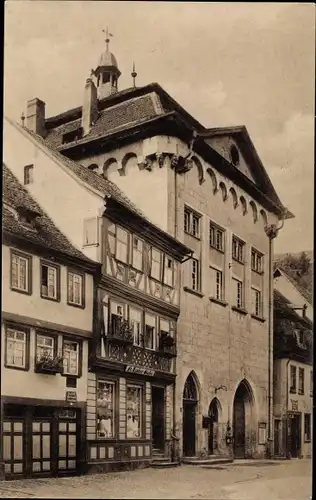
[35, 354, 64, 374]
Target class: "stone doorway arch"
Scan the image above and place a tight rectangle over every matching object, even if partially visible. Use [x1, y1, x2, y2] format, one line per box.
[182, 371, 199, 457]
[233, 379, 255, 458]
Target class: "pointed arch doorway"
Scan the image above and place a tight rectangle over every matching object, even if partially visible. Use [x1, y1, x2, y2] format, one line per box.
[208, 398, 220, 455]
[233, 380, 255, 458]
[182, 372, 199, 457]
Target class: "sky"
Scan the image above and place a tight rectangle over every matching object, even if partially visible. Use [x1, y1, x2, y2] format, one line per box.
[4, 1, 315, 255]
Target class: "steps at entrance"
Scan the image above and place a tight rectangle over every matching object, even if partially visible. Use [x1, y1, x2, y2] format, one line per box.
[150, 448, 180, 468]
[182, 455, 233, 466]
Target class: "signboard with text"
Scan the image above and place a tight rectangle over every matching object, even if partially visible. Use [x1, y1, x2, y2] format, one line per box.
[125, 365, 155, 377]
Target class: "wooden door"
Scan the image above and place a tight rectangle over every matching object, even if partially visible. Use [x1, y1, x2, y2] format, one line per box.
[233, 398, 245, 458]
[183, 401, 196, 457]
[31, 419, 52, 475]
[57, 417, 78, 474]
[152, 387, 165, 450]
[2, 418, 25, 478]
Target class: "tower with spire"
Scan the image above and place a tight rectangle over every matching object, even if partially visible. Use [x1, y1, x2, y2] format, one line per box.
[93, 28, 121, 99]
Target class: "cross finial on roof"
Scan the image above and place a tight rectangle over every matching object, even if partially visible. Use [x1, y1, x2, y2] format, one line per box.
[102, 27, 113, 51]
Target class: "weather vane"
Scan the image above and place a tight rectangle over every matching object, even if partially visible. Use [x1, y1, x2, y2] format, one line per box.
[102, 27, 113, 51]
[131, 61, 137, 88]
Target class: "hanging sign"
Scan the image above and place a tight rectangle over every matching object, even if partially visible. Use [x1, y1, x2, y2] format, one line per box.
[125, 365, 155, 377]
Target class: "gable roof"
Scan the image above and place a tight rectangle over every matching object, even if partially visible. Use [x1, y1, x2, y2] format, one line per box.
[39, 82, 290, 218]
[274, 266, 312, 305]
[4, 117, 193, 262]
[2, 163, 97, 267]
[274, 288, 312, 328]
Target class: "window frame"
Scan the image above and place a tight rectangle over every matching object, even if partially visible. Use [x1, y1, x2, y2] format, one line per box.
[290, 365, 297, 393]
[10, 249, 32, 295]
[184, 206, 201, 239]
[129, 305, 143, 347]
[209, 222, 225, 252]
[150, 247, 162, 282]
[126, 382, 145, 440]
[4, 324, 30, 371]
[67, 269, 85, 309]
[162, 255, 175, 288]
[62, 337, 82, 378]
[251, 287, 262, 317]
[191, 258, 201, 293]
[83, 217, 99, 247]
[251, 248, 263, 273]
[298, 367, 305, 395]
[40, 260, 60, 302]
[35, 331, 58, 364]
[210, 266, 224, 301]
[96, 377, 118, 440]
[233, 277, 244, 309]
[23, 164, 34, 185]
[131, 234, 144, 272]
[115, 225, 129, 265]
[144, 312, 157, 351]
[232, 236, 245, 264]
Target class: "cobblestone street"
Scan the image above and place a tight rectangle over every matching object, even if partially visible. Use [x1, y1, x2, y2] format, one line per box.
[0, 460, 311, 499]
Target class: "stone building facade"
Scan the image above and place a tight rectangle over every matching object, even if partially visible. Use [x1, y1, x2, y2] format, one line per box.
[4, 38, 294, 462]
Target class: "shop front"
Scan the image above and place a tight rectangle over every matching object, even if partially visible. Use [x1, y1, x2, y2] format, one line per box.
[1, 397, 86, 479]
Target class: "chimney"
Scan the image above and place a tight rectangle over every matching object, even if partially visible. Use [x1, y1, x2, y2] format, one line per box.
[26, 98, 46, 137]
[82, 78, 98, 136]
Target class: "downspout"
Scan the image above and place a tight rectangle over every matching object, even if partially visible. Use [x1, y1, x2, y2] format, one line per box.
[285, 357, 292, 459]
[265, 211, 287, 458]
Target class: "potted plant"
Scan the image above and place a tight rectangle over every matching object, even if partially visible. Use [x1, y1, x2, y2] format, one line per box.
[35, 350, 64, 374]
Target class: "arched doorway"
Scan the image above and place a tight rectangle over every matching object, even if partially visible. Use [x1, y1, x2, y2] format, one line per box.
[182, 372, 199, 457]
[208, 398, 220, 455]
[233, 380, 255, 458]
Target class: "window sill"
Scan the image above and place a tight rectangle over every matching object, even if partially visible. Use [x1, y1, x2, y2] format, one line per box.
[184, 231, 201, 241]
[83, 243, 99, 248]
[183, 287, 204, 298]
[10, 286, 32, 296]
[61, 372, 81, 379]
[251, 269, 264, 276]
[298, 391, 304, 396]
[304, 439, 311, 443]
[67, 301, 85, 310]
[40, 294, 60, 303]
[231, 306, 248, 315]
[209, 245, 225, 254]
[251, 314, 266, 323]
[4, 363, 29, 372]
[232, 257, 244, 265]
[209, 297, 228, 307]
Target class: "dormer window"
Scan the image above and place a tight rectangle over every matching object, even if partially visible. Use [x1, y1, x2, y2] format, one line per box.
[16, 206, 40, 230]
[24, 165, 34, 185]
[62, 128, 83, 144]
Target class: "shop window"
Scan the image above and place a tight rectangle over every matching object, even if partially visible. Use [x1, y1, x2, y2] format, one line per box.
[97, 380, 115, 438]
[126, 385, 143, 439]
